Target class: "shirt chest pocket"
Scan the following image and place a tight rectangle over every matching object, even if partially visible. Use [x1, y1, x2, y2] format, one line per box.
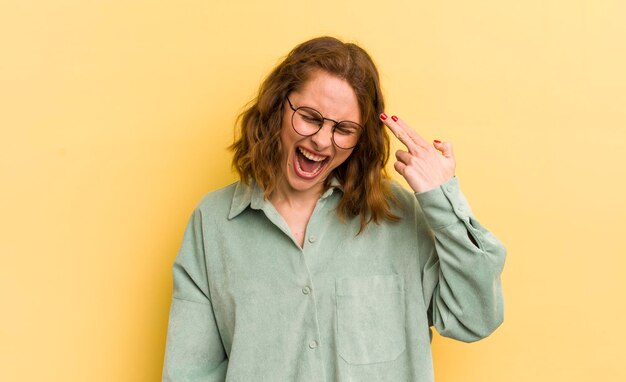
[335, 274, 407, 365]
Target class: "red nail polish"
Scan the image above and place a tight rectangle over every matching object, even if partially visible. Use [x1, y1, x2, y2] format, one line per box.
[391, 115, 398, 122]
[380, 113, 388, 120]
[434, 140, 441, 143]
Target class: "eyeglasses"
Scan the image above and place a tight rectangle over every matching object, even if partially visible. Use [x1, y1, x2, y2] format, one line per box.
[286, 96, 362, 149]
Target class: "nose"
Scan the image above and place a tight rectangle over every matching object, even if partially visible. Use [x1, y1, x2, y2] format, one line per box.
[310, 121, 334, 150]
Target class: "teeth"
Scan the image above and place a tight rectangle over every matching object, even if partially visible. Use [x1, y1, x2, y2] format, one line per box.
[298, 147, 326, 162]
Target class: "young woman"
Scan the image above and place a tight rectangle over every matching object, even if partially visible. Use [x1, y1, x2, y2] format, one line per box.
[162, 36, 506, 382]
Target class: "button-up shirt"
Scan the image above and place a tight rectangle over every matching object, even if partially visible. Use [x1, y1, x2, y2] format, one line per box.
[162, 176, 507, 381]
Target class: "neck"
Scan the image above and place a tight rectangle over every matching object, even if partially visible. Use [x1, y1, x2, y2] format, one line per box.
[269, 178, 324, 210]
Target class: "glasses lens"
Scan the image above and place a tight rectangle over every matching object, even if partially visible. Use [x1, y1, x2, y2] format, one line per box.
[332, 122, 361, 149]
[291, 105, 361, 149]
[292, 107, 324, 136]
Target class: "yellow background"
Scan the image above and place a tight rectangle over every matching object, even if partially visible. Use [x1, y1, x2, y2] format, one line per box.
[1, 0, 625, 381]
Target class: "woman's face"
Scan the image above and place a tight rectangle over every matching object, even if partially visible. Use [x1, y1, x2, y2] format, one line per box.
[279, 70, 361, 196]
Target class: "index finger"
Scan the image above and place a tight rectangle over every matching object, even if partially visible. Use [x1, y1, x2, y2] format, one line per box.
[380, 114, 420, 155]
[391, 115, 431, 150]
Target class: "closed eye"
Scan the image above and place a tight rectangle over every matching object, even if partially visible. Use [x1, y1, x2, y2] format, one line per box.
[334, 123, 359, 135]
[302, 115, 323, 125]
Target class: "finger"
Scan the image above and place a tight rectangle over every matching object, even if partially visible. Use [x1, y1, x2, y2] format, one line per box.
[395, 149, 415, 165]
[391, 115, 431, 150]
[393, 160, 407, 176]
[380, 113, 420, 155]
[433, 140, 455, 158]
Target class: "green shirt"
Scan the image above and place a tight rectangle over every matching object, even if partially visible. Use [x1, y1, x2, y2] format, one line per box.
[162, 176, 506, 381]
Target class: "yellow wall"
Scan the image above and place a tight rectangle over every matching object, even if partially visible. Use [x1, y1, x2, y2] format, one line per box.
[1, 1, 625, 381]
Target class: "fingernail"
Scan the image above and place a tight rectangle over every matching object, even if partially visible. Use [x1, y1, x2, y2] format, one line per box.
[391, 115, 398, 122]
[379, 113, 388, 120]
[434, 140, 441, 143]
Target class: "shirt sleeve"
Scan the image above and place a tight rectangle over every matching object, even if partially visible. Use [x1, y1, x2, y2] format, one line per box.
[162, 208, 229, 381]
[414, 176, 507, 342]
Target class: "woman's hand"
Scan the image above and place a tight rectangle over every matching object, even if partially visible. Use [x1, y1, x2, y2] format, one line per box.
[380, 114, 456, 194]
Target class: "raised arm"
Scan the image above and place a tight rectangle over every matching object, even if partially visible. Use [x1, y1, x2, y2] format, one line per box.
[414, 176, 506, 342]
[381, 113, 506, 341]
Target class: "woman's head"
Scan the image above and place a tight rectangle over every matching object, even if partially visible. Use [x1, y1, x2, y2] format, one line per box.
[231, 36, 398, 230]
[278, 69, 361, 196]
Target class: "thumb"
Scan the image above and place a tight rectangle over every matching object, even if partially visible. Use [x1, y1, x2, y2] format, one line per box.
[434, 140, 454, 158]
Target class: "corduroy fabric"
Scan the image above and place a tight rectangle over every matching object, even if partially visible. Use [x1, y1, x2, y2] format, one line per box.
[162, 176, 507, 382]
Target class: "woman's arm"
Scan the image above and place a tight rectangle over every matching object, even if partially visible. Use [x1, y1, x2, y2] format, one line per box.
[414, 176, 506, 342]
[162, 209, 228, 381]
[380, 113, 506, 341]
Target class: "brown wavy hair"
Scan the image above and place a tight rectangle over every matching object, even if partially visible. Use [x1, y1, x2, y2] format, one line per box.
[230, 36, 398, 232]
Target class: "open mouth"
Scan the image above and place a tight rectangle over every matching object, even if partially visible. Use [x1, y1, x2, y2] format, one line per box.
[294, 146, 330, 179]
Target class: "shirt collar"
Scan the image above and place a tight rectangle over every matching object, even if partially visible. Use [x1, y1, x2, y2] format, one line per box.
[228, 177, 343, 220]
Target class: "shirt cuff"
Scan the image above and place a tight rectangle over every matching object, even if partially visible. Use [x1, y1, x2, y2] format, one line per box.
[414, 176, 474, 230]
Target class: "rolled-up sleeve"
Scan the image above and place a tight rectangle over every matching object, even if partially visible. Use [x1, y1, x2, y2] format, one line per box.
[415, 176, 507, 342]
[162, 209, 228, 381]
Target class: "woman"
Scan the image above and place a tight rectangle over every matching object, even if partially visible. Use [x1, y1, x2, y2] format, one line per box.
[162, 36, 506, 382]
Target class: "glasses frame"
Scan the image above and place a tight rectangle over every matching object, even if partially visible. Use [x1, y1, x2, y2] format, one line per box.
[286, 96, 363, 150]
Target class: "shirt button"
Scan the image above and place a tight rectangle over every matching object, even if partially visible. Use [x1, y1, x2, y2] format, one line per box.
[308, 235, 316, 243]
[302, 286, 311, 295]
[446, 185, 454, 193]
[309, 340, 318, 349]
